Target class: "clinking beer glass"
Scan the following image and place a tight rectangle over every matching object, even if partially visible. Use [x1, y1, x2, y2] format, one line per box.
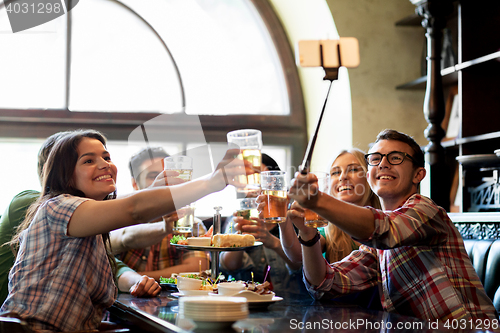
[164, 155, 195, 235]
[226, 129, 262, 199]
[261, 171, 288, 223]
[303, 171, 330, 228]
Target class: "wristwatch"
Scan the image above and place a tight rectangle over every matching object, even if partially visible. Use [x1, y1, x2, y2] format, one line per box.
[298, 231, 320, 247]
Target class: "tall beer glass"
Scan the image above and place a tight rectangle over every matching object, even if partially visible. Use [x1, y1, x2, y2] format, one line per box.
[164, 156, 194, 234]
[227, 129, 262, 198]
[304, 172, 330, 228]
[164, 156, 193, 181]
[261, 171, 288, 223]
[236, 197, 259, 220]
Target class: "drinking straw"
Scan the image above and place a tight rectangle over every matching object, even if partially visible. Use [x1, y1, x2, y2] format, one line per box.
[263, 265, 271, 283]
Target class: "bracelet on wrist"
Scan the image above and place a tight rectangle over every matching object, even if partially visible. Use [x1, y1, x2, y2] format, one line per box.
[298, 231, 320, 247]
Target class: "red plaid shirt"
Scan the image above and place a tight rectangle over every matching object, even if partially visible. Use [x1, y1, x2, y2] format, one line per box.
[306, 194, 497, 324]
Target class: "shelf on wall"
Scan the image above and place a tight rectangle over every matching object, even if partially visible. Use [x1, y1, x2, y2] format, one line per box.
[458, 51, 500, 71]
[396, 51, 500, 90]
[395, 13, 422, 27]
[442, 131, 500, 148]
[396, 67, 457, 90]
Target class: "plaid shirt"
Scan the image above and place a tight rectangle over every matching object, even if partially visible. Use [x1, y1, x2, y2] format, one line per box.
[1, 195, 117, 332]
[306, 194, 497, 323]
[117, 223, 208, 273]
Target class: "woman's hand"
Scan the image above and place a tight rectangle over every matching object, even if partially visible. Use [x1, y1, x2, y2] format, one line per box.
[129, 275, 162, 297]
[288, 172, 320, 210]
[233, 216, 279, 249]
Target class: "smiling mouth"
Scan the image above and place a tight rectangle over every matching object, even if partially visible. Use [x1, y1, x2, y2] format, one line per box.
[94, 174, 112, 181]
[377, 175, 395, 180]
[337, 185, 354, 192]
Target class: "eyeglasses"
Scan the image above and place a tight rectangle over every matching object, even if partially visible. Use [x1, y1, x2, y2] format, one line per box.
[365, 151, 418, 166]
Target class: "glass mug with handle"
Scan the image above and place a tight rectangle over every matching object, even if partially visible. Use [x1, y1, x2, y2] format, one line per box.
[163, 155, 195, 234]
[226, 129, 262, 198]
[261, 171, 288, 223]
[303, 171, 330, 228]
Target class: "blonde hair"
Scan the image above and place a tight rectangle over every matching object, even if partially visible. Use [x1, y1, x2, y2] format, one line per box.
[324, 148, 381, 263]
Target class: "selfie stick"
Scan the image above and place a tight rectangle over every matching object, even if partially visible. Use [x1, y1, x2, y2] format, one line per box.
[299, 44, 342, 175]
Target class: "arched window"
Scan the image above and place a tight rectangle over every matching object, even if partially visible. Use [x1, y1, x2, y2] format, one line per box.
[0, 0, 306, 216]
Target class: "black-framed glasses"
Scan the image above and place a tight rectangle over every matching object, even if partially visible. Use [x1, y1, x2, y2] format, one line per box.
[365, 151, 418, 166]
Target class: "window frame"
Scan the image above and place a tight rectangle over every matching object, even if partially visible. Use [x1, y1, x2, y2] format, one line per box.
[0, 0, 306, 167]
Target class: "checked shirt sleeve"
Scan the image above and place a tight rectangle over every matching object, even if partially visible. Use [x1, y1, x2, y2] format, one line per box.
[361, 195, 449, 250]
[305, 245, 380, 300]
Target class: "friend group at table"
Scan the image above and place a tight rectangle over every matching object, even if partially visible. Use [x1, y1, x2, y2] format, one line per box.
[0, 128, 497, 332]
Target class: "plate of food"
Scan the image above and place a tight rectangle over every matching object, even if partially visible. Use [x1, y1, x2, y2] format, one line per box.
[159, 277, 178, 291]
[172, 290, 212, 297]
[208, 281, 280, 307]
[171, 233, 263, 251]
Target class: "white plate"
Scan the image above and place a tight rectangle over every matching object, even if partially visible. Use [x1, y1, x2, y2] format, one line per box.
[172, 290, 211, 297]
[171, 241, 263, 252]
[208, 293, 283, 304]
[181, 312, 248, 321]
[208, 290, 275, 301]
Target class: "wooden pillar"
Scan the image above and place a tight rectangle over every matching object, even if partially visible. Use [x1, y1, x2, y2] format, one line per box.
[413, 0, 453, 210]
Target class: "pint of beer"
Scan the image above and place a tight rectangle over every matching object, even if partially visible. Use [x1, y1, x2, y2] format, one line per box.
[304, 171, 330, 228]
[261, 171, 288, 223]
[236, 197, 259, 220]
[164, 155, 195, 233]
[164, 156, 193, 181]
[227, 129, 262, 198]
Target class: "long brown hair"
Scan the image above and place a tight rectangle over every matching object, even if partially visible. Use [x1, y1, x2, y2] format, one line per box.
[324, 148, 381, 263]
[10, 129, 117, 273]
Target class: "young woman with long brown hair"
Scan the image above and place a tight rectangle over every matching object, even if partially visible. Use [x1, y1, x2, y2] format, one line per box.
[1, 129, 249, 332]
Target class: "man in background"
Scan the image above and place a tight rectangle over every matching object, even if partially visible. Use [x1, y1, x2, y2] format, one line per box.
[112, 147, 209, 281]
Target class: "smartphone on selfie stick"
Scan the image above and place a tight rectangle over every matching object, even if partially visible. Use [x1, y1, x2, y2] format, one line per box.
[296, 38, 360, 175]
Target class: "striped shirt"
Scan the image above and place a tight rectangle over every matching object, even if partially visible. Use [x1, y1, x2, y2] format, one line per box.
[1, 194, 117, 332]
[306, 194, 498, 324]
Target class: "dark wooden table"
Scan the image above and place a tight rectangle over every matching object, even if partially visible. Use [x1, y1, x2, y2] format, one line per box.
[109, 290, 452, 333]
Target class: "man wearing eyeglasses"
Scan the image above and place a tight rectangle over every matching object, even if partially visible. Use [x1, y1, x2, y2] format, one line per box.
[288, 129, 497, 327]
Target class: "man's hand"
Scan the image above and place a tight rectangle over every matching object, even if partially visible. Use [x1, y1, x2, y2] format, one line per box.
[233, 216, 278, 249]
[287, 201, 317, 240]
[288, 172, 321, 210]
[212, 148, 256, 189]
[151, 170, 187, 187]
[129, 275, 161, 297]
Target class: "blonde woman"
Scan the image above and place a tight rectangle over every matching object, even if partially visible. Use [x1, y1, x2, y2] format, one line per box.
[322, 149, 380, 263]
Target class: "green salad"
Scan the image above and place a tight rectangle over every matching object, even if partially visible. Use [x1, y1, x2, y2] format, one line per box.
[170, 235, 187, 244]
[159, 277, 176, 284]
[181, 274, 203, 280]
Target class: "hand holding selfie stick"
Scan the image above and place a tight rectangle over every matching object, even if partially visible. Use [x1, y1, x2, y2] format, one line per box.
[297, 38, 360, 175]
